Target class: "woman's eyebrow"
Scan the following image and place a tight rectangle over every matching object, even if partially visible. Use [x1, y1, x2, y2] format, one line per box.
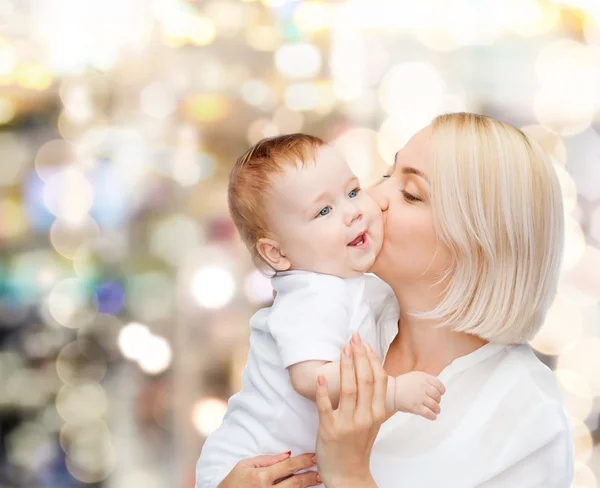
[402, 166, 429, 182]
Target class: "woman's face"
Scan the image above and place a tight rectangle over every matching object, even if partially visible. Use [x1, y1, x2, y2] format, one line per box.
[368, 125, 450, 288]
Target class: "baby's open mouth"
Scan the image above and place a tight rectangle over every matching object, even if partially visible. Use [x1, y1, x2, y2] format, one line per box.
[348, 232, 366, 247]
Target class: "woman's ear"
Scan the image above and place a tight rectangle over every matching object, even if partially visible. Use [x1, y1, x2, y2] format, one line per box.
[256, 238, 291, 271]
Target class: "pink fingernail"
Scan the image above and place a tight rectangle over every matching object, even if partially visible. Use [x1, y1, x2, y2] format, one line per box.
[311, 455, 317, 465]
[316, 473, 322, 483]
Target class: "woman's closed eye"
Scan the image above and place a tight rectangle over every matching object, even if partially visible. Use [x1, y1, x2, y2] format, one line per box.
[401, 189, 421, 203]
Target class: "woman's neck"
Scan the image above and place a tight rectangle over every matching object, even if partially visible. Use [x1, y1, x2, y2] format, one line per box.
[383, 286, 488, 377]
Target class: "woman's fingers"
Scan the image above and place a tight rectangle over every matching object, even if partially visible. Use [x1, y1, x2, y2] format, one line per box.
[351, 335, 374, 416]
[427, 376, 446, 396]
[315, 375, 334, 427]
[275, 471, 321, 487]
[242, 451, 291, 468]
[423, 396, 441, 415]
[364, 341, 387, 423]
[338, 343, 357, 421]
[267, 454, 317, 484]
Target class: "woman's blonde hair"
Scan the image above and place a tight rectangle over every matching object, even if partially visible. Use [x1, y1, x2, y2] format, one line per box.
[421, 113, 564, 344]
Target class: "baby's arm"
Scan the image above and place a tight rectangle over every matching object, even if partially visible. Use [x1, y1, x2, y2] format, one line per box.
[289, 356, 446, 418]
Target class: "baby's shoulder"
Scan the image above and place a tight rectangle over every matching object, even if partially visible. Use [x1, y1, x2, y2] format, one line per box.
[363, 274, 398, 319]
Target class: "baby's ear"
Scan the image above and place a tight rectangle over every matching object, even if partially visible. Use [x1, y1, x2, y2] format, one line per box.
[256, 238, 291, 271]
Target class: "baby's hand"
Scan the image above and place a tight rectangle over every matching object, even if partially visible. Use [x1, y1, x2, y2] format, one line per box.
[393, 372, 445, 421]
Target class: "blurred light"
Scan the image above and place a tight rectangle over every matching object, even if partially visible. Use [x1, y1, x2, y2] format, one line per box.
[245, 25, 282, 51]
[60, 84, 95, 125]
[0, 132, 29, 186]
[284, 83, 319, 111]
[140, 81, 176, 119]
[584, 16, 600, 45]
[509, 0, 559, 37]
[0, 198, 27, 239]
[590, 210, 600, 244]
[377, 112, 432, 163]
[561, 245, 600, 306]
[62, 420, 115, 483]
[572, 461, 597, 488]
[192, 397, 228, 436]
[191, 266, 236, 309]
[562, 217, 586, 270]
[520, 124, 567, 164]
[78, 313, 123, 361]
[334, 128, 383, 185]
[185, 93, 231, 123]
[272, 106, 304, 133]
[275, 43, 322, 79]
[6, 422, 52, 471]
[15, 63, 53, 90]
[160, 4, 216, 47]
[557, 337, 600, 397]
[50, 216, 101, 259]
[94, 281, 125, 315]
[241, 79, 272, 106]
[6, 369, 51, 408]
[555, 369, 593, 398]
[47, 278, 89, 328]
[72, 246, 101, 279]
[43, 168, 95, 224]
[244, 270, 274, 304]
[247, 118, 280, 145]
[118, 322, 151, 360]
[262, 0, 293, 7]
[379, 62, 445, 116]
[534, 40, 600, 135]
[56, 382, 107, 425]
[204, 0, 246, 37]
[330, 26, 367, 102]
[571, 417, 593, 463]
[560, 388, 593, 422]
[35, 139, 76, 180]
[294, 1, 331, 32]
[56, 341, 108, 385]
[530, 294, 582, 356]
[150, 215, 205, 267]
[0, 96, 15, 124]
[137, 335, 172, 375]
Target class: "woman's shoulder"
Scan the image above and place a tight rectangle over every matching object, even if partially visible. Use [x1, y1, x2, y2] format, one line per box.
[493, 344, 567, 410]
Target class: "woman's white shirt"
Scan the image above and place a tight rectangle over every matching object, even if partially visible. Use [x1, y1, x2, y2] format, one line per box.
[365, 276, 575, 488]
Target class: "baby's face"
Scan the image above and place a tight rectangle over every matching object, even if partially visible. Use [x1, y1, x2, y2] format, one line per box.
[267, 145, 383, 278]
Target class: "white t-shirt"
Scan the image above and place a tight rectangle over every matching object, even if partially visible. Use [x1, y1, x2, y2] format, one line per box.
[195, 270, 380, 488]
[366, 277, 575, 488]
[196, 275, 574, 488]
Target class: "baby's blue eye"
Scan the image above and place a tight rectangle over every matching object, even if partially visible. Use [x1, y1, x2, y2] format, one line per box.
[319, 207, 331, 216]
[348, 188, 360, 198]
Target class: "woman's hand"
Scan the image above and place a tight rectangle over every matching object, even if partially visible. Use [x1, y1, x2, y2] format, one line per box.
[315, 334, 386, 488]
[218, 452, 321, 487]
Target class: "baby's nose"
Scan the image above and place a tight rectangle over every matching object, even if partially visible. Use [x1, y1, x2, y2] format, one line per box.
[345, 207, 363, 226]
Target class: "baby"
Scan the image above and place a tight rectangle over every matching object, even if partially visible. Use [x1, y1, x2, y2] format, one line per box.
[196, 134, 445, 488]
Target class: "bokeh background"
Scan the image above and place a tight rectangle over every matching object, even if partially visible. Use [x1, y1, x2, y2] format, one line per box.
[0, 0, 600, 487]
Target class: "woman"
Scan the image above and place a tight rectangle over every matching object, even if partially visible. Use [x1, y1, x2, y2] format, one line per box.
[213, 113, 574, 487]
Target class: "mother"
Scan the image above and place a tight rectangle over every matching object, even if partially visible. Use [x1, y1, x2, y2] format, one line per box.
[216, 113, 574, 487]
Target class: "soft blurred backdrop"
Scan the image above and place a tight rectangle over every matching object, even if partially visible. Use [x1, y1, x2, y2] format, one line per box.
[0, 0, 599, 487]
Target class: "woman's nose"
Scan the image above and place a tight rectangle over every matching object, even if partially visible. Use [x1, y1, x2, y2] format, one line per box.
[368, 184, 389, 212]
